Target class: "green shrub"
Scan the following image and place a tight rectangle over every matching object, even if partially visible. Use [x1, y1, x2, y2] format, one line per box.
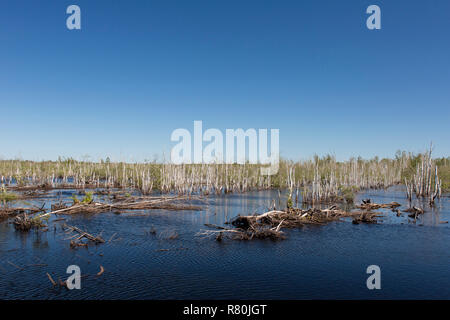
[82, 192, 93, 204]
[71, 194, 80, 204]
[0, 185, 18, 203]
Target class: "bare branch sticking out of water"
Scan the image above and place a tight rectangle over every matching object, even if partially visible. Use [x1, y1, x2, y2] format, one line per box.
[62, 223, 105, 248]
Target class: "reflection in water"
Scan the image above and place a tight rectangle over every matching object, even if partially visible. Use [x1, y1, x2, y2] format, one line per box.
[32, 232, 49, 250]
[0, 187, 449, 299]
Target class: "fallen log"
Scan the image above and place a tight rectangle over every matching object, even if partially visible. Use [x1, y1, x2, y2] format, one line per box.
[0, 206, 45, 218]
[40, 195, 203, 217]
[404, 206, 424, 215]
[197, 226, 285, 241]
[352, 212, 379, 224]
[63, 223, 105, 246]
[356, 201, 401, 210]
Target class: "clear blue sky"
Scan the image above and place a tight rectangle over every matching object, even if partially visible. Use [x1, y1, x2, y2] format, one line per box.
[1, 0, 449, 162]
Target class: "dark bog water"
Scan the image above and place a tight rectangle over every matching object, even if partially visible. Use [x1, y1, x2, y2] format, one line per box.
[0, 187, 449, 299]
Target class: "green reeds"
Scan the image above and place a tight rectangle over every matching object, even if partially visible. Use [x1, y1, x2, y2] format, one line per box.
[0, 184, 18, 204]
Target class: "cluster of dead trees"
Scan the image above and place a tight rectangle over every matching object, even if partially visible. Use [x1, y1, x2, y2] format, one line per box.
[405, 145, 442, 205]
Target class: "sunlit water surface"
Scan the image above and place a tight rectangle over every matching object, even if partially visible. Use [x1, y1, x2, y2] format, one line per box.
[0, 186, 449, 299]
